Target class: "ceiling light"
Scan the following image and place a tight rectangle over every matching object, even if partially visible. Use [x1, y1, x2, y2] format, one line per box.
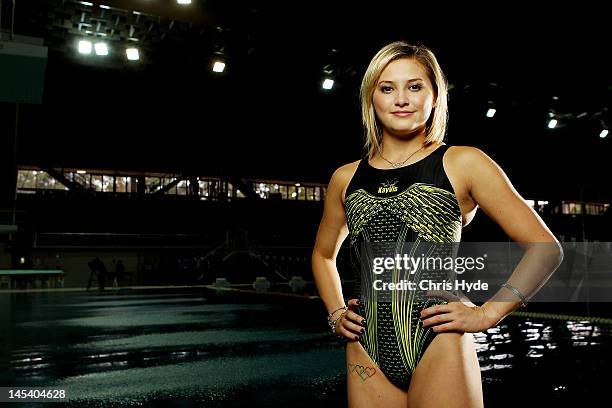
[212, 61, 225, 73]
[94, 42, 108, 56]
[126, 48, 139, 61]
[78, 40, 92, 54]
[322, 78, 334, 90]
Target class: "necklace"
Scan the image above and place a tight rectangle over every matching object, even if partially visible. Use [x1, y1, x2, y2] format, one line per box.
[378, 143, 428, 169]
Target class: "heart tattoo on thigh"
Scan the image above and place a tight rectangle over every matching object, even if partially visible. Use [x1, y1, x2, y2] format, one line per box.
[348, 363, 377, 382]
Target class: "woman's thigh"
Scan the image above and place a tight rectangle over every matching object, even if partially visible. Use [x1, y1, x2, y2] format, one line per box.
[345, 340, 408, 408]
[407, 332, 483, 408]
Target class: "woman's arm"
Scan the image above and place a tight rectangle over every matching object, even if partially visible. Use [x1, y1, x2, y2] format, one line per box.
[312, 162, 371, 341]
[421, 146, 564, 332]
[311, 165, 351, 315]
[463, 146, 564, 324]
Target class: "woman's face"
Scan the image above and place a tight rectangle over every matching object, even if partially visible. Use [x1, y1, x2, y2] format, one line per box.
[372, 58, 436, 136]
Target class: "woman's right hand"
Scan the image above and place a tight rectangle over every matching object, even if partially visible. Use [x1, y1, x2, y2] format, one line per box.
[335, 298, 367, 341]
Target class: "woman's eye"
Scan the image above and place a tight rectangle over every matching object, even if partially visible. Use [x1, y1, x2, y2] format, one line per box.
[381, 86, 393, 93]
[410, 84, 423, 91]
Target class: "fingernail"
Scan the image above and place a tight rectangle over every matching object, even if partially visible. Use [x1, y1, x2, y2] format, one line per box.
[361, 319, 367, 325]
[356, 299, 361, 305]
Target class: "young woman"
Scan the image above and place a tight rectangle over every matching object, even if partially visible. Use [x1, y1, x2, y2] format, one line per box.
[311, 41, 563, 407]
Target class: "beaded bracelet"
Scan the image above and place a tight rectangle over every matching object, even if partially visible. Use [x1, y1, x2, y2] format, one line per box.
[331, 309, 350, 336]
[327, 305, 348, 334]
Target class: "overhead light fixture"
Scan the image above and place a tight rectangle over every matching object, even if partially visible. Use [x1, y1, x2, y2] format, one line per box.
[598, 117, 609, 138]
[126, 48, 140, 61]
[547, 97, 559, 129]
[547, 109, 557, 129]
[322, 78, 334, 90]
[78, 40, 92, 54]
[177, 0, 192, 4]
[486, 99, 496, 118]
[212, 61, 225, 73]
[94, 42, 108, 56]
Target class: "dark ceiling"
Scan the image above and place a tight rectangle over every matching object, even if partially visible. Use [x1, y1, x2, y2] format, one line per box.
[2, 0, 611, 199]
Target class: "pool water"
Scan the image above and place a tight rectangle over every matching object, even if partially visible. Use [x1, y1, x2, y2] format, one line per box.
[1, 288, 610, 407]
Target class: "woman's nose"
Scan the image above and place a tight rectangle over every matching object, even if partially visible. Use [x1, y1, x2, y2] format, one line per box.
[395, 90, 409, 105]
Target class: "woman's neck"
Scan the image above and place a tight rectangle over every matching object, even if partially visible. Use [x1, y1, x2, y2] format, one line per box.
[379, 134, 431, 162]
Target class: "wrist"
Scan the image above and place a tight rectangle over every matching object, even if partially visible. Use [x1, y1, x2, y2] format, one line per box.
[327, 305, 348, 335]
[480, 302, 506, 327]
[327, 305, 348, 320]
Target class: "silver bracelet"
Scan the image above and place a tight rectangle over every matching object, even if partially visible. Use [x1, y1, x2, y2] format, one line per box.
[501, 282, 528, 308]
[327, 306, 348, 333]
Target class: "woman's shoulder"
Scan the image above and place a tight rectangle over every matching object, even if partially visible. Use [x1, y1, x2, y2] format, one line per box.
[330, 159, 361, 180]
[337, 158, 362, 173]
[327, 159, 362, 192]
[444, 144, 490, 166]
[444, 145, 506, 190]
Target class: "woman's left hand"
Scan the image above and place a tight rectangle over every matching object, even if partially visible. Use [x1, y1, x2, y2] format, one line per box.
[420, 290, 498, 333]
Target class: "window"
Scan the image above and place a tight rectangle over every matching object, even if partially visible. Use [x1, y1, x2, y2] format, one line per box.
[586, 203, 608, 215]
[297, 186, 306, 200]
[116, 176, 127, 193]
[178, 180, 188, 195]
[145, 177, 161, 193]
[289, 185, 298, 199]
[73, 172, 90, 187]
[562, 201, 582, 215]
[255, 182, 269, 199]
[17, 170, 36, 189]
[125, 177, 134, 193]
[305, 186, 314, 200]
[36, 172, 55, 189]
[102, 175, 113, 192]
[91, 175, 103, 192]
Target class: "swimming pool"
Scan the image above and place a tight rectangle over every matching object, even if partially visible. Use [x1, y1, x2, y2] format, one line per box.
[1, 288, 610, 407]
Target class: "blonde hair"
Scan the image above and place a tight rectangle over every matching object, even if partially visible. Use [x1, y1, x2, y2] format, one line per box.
[359, 41, 449, 160]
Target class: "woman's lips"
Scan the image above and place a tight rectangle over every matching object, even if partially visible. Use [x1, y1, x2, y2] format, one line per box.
[392, 112, 415, 117]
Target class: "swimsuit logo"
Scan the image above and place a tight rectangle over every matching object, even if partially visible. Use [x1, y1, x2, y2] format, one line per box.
[377, 178, 399, 194]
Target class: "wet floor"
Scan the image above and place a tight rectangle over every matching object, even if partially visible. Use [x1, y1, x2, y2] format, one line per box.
[1, 288, 611, 407]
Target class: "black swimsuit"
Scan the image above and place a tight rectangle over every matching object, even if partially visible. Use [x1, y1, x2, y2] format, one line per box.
[344, 144, 463, 390]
